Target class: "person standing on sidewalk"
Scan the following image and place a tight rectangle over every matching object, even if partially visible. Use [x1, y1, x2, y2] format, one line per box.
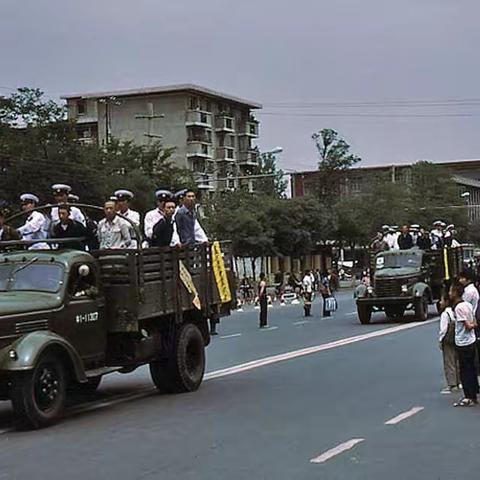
[438, 293, 460, 394]
[258, 272, 268, 329]
[458, 269, 480, 370]
[450, 283, 478, 407]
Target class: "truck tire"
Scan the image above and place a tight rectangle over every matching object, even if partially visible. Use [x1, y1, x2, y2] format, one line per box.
[150, 323, 205, 394]
[414, 294, 429, 321]
[10, 352, 66, 429]
[358, 304, 372, 324]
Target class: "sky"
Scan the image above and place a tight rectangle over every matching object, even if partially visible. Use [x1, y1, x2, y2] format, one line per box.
[1, 0, 480, 172]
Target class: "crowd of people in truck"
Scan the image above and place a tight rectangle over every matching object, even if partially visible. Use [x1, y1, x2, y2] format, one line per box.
[370, 221, 460, 254]
[0, 184, 208, 251]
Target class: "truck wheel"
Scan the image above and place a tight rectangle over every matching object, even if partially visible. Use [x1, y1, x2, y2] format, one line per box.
[357, 304, 372, 324]
[69, 376, 102, 396]
[150, 323, 205, 393]
[414, 294, 429, 321]
[10, 352, 66, 429]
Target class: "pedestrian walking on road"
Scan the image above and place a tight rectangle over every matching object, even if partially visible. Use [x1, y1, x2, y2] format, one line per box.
[302, 270, 313, 317]
[438, 293, 460, 393]
[320, 273, 332, 317]
[450, 283, 479, 407]
[258, 272, 268, 328]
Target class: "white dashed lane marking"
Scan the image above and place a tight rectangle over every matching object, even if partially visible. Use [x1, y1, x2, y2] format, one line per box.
[310, 438, 365, 464]
[385, 406, 424, 425]
[293, 320, 310, 325]
[220, 333, 242, 339]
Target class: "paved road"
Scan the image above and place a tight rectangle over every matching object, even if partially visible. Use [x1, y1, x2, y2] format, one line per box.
[1, 291, 478, 479]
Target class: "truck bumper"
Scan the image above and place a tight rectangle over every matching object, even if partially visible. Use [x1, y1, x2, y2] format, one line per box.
[356, 296, 414, 309]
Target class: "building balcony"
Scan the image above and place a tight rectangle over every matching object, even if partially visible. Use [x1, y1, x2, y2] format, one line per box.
[216, 147, 236, 162]
[187, 128, 212, 144]
[215, 115, 235, 133]
[194, 173, 215, 191]
[187, 142, 214, 159]
[239, 119, 259, 137]
[239, 150, 259, 167]
[186, 110, 212, 128]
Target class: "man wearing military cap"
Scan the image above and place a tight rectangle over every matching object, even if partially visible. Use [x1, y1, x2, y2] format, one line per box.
[114, 190, 140, 226]
[144, 188, 173, 242]
[51, 184, 86, 227]
[17, 193, 49, 249]
[114, 189, 140, 248]
[431, 220, 445, 250]
[68, 193, 80, 203]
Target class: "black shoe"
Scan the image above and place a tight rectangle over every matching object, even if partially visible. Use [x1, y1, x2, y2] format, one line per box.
[210, 331, 218, 336]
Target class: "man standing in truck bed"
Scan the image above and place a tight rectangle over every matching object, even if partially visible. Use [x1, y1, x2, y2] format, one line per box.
[97, 201, 132, 249]
[175, 189, 208, 246]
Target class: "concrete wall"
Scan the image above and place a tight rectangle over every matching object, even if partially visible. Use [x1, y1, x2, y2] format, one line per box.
[96, 93, 188, 168]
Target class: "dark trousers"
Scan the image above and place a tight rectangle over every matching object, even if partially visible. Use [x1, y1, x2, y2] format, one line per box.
[259, 296, 268, 327]
[456, 344, 479, 400]
[322, 295, 331, 317]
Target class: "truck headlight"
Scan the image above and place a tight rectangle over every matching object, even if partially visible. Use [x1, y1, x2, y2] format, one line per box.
[8, 349, 17, 360]
[401, 284, 408, 293]
[367, 286, 374, 295]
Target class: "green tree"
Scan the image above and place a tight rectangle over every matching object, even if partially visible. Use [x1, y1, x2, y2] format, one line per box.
[0, 88, 194, 214]
[252, 151, 287, 197]
[312, 128, 361, 199]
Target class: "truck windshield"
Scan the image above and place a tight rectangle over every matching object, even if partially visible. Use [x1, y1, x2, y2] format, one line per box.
[0, 263, 64, 293]
[376, 254, 422, 269]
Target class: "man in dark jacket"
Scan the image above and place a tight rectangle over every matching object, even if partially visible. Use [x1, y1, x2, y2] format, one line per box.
[52, 205, 87, 250]
[175, 189, 208, 246]
[151, 199, 180, 247]
[398, 225, 414, 250]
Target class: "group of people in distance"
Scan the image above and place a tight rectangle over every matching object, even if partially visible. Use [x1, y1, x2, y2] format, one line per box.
[438, 270, 480, 407]
[0, 184, 208, 251]
[370, 221, 460, 253]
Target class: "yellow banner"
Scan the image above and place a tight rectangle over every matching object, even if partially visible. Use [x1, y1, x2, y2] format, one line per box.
[443, 247, 450, 281]
[212, 241, 232, 304]
[179, 260, 201, 310]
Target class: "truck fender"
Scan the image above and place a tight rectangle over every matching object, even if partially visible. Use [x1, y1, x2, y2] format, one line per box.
[412, 282, 431, 302]
[0, 331, 86, 382]
[354, 284, 368, 299]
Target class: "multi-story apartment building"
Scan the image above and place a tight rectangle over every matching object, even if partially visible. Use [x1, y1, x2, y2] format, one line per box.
[61, 84, 262, 191]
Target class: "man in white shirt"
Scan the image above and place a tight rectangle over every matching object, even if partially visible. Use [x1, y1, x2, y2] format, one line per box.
[385, 227, 399, 250]
[50, 184, 86, 227]
[430, 220, 445, 250]
[17, 193, 49, 249]
[459, 270, 479, 313]
[114, 189, 141, 248]
[97, 201, 132, 249]
[302, 270, 313, 317]
[144, 189, 173, 243]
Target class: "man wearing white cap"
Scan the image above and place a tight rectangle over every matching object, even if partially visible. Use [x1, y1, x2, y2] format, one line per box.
[144, 189, 173, 242]
[385, 226, 399, 250]
[50, 184, 86, 227]
[431, 221, 445, 250]
[17, 194, 49, 249]
[114, 189, 140, 248]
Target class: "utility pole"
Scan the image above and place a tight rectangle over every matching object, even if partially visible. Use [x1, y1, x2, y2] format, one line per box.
[98, 96, 121, 145]
[135, 102, 165, 142]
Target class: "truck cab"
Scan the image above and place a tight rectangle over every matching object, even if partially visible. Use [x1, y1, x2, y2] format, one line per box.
[355, 247, 463, 324]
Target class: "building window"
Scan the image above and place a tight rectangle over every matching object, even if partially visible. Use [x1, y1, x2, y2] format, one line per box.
[77, 100, 86, 115]
[205, 101, 211, 112]
[226, 148, 234, 159]
[201, 144, 209, 155]
[225, 117, 233, 130]
[229, 135, 235, 148]
[189, 96, 199, 110]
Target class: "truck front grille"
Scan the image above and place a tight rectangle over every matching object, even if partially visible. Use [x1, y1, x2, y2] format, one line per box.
[374, 278, 402, 297]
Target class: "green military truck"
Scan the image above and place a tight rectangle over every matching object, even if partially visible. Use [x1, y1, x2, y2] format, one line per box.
[355, 247, 464, 324]
[0, 233, 234, 429]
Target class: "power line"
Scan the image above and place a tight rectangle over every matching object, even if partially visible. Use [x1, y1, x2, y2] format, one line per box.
[258, 111, 480, 118]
